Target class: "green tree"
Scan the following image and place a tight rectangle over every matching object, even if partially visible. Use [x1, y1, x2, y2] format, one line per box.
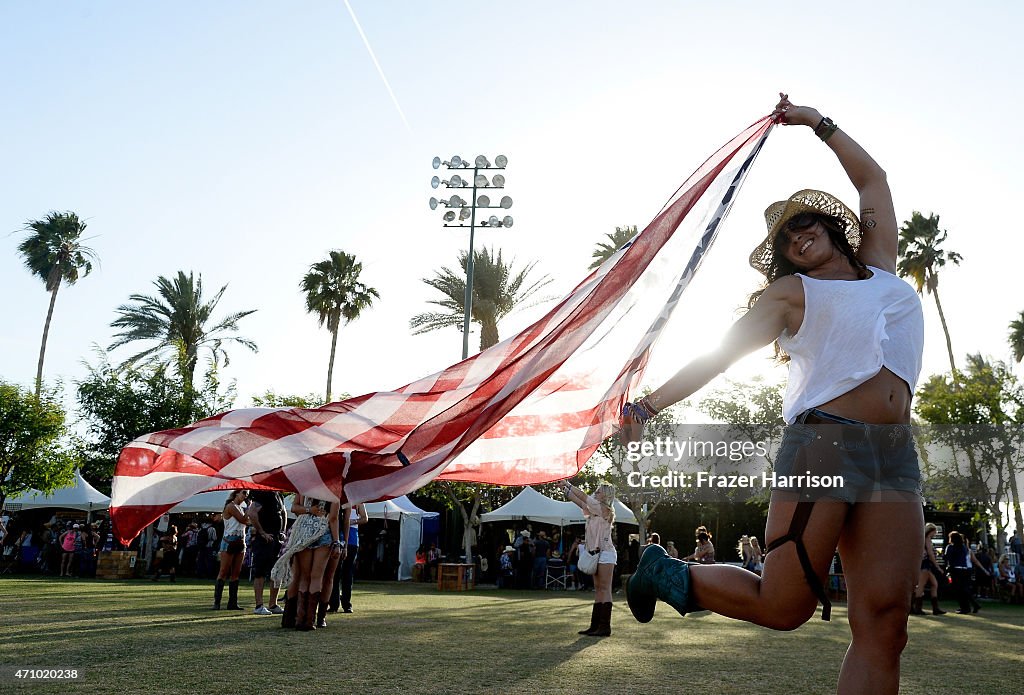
[698, 378, 785, 465]
[18, 211, 98, 395]
[410, 246, 552, 352]
[897, 212, 963, 375]
[300, 251, 379, 403]
[250, 390, 328, 409]
[588, 225, 637, 270]
[1009, 310, 1024, 364]
[76, 354, 236, 490]
[108, 271, 257, 395]
[915, 354, 1024, 537]
[0, 381, 79, 510]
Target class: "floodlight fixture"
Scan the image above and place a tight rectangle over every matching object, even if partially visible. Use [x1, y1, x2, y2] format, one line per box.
[477, 194, 491, 208]
[429, 197, 439, 210]
[499, 196, 513, 209]
[432, 156, 442, 169]
[495, 154, 508, 168]
[502, 216, 513, 227]
[492, 174, 505, 187]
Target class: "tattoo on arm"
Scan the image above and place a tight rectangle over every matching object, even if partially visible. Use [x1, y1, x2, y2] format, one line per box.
[861, 207, 877, 229]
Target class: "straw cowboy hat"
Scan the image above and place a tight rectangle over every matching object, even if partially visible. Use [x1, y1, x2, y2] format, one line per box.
[749, 189, 862, 275]
[503, 546, 515, 553]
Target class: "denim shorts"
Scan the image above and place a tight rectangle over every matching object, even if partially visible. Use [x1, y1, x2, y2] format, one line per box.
[772, 417, 921, 503]
[309, 530, 334, 549]
[219, 534, 244, 553]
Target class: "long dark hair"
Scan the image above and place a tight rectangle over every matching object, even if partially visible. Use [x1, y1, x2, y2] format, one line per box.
[747, 214, 869, 362]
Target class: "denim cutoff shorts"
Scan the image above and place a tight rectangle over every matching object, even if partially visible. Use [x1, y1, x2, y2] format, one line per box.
[309, 530, 334, 549]
[772, 418, 921, 503]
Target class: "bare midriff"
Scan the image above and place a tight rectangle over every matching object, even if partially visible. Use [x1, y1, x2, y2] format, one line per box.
[815, 366, 912, 425]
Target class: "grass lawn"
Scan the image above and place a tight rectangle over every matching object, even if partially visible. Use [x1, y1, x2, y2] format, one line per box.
[1, 576, 1021, 694]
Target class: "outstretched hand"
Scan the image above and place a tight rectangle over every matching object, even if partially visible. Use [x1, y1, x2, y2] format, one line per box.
[771, 92, 821, 128]
[618, 403, 646, 447]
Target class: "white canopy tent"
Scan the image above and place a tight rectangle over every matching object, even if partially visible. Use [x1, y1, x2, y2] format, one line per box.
[480, 486, 580, 526]
[3, 471, 111, 514]
[480, 487, 638, 527]
[365, 496, 440, 581]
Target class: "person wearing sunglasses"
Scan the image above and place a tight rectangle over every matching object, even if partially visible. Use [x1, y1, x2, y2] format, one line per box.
[621, 94, 924, 694]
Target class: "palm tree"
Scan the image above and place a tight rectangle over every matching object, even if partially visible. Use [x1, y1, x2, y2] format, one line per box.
[897, 211, 963, 375]
[410, 247, 552, 351]
[1010, 310, 1024, 363]
[18, 211, 98, 395]
[588, 225, 638, 270]
[109, 271, 257, 393]
[301, 251, 379, 403]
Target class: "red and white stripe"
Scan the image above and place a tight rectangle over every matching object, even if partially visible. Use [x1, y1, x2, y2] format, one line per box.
[110, 117, 774, 544]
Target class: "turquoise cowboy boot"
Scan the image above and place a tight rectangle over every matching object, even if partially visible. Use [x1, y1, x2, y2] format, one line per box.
[626, 544, 694, 623]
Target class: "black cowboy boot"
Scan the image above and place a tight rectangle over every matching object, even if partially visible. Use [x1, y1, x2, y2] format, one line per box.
[910, 596, 925, 615]
[281, 594, 298, 628]
[626, 544, 695, 623]
[578, 603, 600, 635]
[316, 597, 329, 629]
[211, 579, 224, 609]
[588, 602, 612, 637]
[930, 595, 947, 615]
[226, 580, 243, 610]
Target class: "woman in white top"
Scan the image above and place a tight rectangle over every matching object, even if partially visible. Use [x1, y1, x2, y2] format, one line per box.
[621, 94, 925, 694]
[563, 481, 617, 637]
[212, 489, 250, 610]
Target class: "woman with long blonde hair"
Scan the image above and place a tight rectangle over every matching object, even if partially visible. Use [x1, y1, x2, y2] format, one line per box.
[564, 480, 617, 637]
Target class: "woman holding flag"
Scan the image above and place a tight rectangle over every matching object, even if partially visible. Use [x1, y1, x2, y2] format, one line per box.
[621, 94, 925, 694]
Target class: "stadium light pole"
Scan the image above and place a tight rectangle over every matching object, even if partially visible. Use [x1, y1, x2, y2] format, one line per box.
[430, 154, 514, 359]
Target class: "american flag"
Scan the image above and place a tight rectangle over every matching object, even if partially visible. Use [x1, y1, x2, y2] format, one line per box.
[110, 116, 774, 544]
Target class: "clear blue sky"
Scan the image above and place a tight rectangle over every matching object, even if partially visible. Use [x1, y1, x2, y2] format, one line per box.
[2, 1, 1021, 411]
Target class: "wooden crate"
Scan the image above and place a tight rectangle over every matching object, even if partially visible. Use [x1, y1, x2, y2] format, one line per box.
[437, 563, 475, 591]
[95, 551, 136, 579]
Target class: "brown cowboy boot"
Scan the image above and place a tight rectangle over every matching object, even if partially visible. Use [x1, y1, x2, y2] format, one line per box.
[297, 591, 320, 631]
[295, 591, 309, 629]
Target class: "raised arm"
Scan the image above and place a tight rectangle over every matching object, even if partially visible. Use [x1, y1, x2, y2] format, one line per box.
[562, 481, 589, 512]
[621, 275, 799, 443]
[774, 93, 898, 273]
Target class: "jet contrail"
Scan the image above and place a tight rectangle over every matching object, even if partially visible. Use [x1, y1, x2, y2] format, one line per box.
[343, 0, 412, 134]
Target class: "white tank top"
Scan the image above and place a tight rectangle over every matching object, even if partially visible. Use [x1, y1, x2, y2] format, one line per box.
[223, 503, 247, 538]
[777, 266, 924, 424]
